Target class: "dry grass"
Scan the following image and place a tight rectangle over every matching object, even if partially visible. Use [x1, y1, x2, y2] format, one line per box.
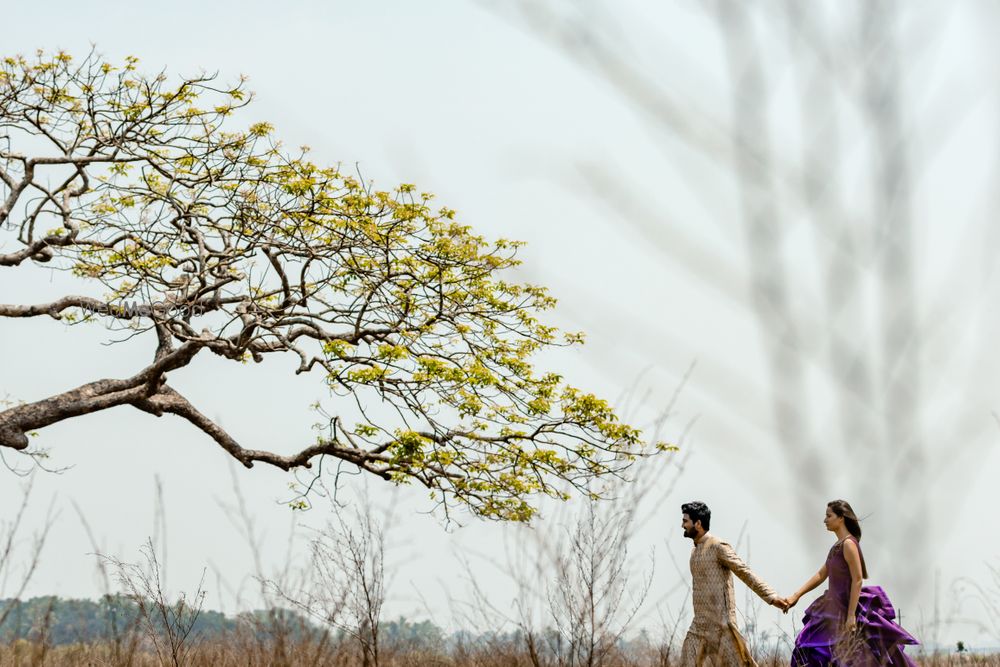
[0, 639, 996, 667]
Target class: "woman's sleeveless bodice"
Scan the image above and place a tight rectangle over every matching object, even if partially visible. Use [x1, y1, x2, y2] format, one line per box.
[824, 537, 857, 605]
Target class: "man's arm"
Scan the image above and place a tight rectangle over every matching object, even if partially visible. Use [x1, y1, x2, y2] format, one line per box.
[716, 542, 781, 605]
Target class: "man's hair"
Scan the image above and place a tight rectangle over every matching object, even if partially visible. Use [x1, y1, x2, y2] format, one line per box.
[681, 501, 711, 531]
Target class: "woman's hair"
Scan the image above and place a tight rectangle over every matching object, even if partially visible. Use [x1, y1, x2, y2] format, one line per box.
[828, 499, 868, 578]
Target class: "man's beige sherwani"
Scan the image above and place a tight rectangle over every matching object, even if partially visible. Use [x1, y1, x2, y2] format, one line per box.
[680, 533, 778, 667]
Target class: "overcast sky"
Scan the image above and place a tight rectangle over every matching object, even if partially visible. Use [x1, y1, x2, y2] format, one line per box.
[3, 0, 1000, 650]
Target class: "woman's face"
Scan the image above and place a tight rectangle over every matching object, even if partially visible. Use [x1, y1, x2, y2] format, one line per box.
[823, 506, 844, 532]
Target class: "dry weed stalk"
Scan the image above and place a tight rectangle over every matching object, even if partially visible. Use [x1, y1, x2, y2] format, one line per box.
[100, 539, 206, 667]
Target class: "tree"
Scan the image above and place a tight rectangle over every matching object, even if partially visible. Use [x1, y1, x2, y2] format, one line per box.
[0, 49, 669, 521]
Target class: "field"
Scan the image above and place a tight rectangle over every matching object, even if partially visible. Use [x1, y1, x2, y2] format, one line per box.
[3, 472, 999, 667]
[0, 637, 996, 666]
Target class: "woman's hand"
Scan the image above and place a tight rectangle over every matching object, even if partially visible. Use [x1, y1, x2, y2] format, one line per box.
[777, 594, 798, 614]
[845, 617, 858, 634]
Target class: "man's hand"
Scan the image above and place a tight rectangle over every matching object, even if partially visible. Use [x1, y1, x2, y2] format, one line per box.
[770, 595, 797, 614]
[779, 593, 800, 614]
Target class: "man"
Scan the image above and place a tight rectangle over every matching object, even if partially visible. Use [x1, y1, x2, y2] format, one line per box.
[680, 501, 787, 666]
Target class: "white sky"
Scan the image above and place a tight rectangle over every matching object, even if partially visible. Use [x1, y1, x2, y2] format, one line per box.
[2, 0, 1000, 652]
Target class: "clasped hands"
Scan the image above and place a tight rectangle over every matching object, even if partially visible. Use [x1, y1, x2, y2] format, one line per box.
[771, 596, 858, 633]
[770, 594, 800, 613]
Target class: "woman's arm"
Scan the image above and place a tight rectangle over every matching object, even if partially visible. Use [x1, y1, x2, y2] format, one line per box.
[843, 539, 864, 632]
[787, 563, 828, 607]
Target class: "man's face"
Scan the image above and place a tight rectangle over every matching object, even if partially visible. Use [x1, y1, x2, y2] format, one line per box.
[681, 513, 700, 539]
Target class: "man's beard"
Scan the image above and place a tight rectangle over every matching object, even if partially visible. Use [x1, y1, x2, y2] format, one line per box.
[683, 527, 698, 539]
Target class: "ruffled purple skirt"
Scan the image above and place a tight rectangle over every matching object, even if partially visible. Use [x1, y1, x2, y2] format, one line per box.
[791, 586, 918, 666]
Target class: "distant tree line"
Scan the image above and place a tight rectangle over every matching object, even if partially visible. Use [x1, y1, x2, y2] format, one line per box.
[0, 597, 443, 650]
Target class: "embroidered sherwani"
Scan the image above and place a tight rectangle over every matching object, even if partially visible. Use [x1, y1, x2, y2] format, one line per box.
[680, 533, 778, 667]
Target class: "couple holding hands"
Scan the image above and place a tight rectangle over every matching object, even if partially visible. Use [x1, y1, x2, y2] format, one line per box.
[678, 500, 918, 666]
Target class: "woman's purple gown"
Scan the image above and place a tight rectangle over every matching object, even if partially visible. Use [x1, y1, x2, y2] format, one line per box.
[791, 537, 918, 666]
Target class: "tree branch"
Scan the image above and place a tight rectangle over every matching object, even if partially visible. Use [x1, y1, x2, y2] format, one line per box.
[0, 295, 130, 320]
[132, 384, 394, 477]
[0, 341, 203, 450]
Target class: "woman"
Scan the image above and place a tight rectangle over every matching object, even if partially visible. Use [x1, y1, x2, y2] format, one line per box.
[783, 500, 918, 666]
